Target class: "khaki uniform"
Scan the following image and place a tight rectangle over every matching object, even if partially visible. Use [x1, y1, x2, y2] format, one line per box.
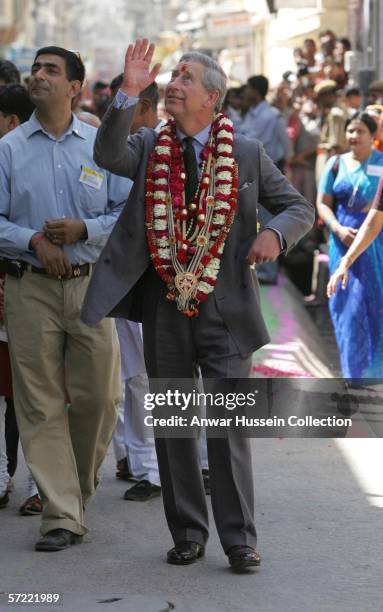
[316, 106, 348, 183]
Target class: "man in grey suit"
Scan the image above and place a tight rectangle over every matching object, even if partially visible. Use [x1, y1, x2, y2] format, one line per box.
[82, 39, 315, 569]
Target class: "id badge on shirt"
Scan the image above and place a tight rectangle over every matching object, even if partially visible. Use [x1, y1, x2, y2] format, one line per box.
[367, 164, 383, 178]
[79, 166, 104, 190]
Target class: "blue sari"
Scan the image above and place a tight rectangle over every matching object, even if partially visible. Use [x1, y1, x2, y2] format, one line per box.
[319, 151, 383, 378]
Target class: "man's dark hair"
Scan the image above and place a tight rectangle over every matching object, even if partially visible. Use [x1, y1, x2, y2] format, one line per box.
[222, 86, 243, 103]
[110, 75, 158, 109]
[345, 111, 378, 135]
[282, 70, 292, 80]
[297, 66, 309, 78]
[338, 37, 351, 51]
[345, 86, 360, 98]
[93, 80, 107, 91]
[247, 75, 269, 99]
[0, 84, 35, 123]
[139, 82, 159, 109]
[0, 60, 21, 84]
[110, 73, 123, 92]
[34, 46, 85, 85]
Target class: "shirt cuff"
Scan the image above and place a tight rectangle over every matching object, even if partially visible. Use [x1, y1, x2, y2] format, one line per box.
[22, 229, 41, 252]
[113, 89, 139, 110]
[83, 219, 103, 242]
[264, 227, 286, 253]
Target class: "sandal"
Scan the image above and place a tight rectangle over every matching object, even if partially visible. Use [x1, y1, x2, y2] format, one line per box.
[19, 494, 42, 515]
[115, 457, 133, 481]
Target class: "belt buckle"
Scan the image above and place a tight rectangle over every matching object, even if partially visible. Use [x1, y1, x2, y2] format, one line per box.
[72, 266, 81, 278]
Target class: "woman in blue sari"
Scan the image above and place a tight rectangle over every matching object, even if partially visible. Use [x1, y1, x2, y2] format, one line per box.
[317, 112, 383, 378]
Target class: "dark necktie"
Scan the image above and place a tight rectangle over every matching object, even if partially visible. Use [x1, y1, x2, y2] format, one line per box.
[183, 136, 199, 204]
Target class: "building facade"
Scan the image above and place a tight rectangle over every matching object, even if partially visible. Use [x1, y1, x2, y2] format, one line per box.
[0, 0, 27, 48]
[347, 0, 383, 87]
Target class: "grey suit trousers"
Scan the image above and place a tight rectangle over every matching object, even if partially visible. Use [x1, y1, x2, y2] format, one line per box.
[141, 267, 257, 552]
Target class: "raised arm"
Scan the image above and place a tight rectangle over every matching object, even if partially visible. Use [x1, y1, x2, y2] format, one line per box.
[120, 38, 161, 97]
[93, 39, 161, 177]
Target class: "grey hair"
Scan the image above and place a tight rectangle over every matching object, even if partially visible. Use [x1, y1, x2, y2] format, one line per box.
[179, 51, 227, 112]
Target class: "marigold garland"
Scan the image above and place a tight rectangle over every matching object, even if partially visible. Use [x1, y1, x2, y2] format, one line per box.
[145, 113, 237, 316]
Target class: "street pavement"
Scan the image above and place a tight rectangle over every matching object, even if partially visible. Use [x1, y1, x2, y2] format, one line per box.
[254, 276, 338, 378]
[1, 276, 382, 611]
[1, 438, 383, 612]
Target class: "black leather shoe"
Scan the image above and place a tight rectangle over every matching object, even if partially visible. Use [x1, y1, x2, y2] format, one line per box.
[227, 545, 261, 570]
[123, 480, 161, 501]
[167, 541, 205, 565]
[35, 529, 82, 552]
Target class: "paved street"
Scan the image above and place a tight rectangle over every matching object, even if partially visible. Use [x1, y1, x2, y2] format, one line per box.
[1, 277, 382, 611]
[1, 437, 383, 612]
[1, 0, 383, 607]
[254, 277, 336, 377]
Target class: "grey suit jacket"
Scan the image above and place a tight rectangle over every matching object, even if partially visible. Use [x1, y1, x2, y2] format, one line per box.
[81, 103, 315, 357]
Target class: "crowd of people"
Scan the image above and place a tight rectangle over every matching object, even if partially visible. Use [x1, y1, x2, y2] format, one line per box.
[221, 30, 383, 382]
[224, 30, 383, 296]
[0, 30, 382, 567]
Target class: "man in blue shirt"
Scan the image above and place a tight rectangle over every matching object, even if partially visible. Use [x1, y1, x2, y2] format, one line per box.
[0, 47, 129, 552]
[235, 74, 290, 171]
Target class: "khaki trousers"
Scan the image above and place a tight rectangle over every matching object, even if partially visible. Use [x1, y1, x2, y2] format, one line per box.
[4, 271, 121, 536]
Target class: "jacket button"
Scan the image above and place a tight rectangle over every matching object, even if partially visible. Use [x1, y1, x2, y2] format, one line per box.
[104, 258, 111, 264]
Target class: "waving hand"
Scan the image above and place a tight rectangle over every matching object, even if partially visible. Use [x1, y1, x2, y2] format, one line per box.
[121, 39, 161, 97]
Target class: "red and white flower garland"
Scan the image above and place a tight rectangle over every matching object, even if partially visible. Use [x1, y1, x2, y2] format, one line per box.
[145, 113, 238, 317]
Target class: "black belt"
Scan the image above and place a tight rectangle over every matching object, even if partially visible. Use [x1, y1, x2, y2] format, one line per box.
[0, 258, 91, 280]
